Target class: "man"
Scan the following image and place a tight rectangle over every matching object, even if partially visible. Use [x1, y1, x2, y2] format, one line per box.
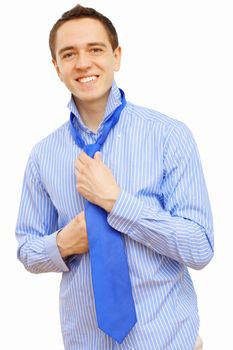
[16, 4, 213, 350]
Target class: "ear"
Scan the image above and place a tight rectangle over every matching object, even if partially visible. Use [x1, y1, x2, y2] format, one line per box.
[52, 58, 63, 82]
[113, 46, 121, 72]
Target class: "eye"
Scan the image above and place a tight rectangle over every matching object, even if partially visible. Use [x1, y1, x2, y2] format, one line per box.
[62, 52, 76, 60]
[89, 47, 104, 55]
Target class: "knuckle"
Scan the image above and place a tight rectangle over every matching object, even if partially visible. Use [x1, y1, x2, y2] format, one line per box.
[85, 162, 91, 170]
[76, 183, 82, 193]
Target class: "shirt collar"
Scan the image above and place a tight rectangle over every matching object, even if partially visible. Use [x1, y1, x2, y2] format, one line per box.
[67, 80, 122, 134]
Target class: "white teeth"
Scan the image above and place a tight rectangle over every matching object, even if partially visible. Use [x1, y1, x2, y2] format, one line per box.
[78, 76, 97, 83]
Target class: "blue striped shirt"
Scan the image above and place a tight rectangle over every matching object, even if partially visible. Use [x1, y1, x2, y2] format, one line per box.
[16, 81, 214, 350]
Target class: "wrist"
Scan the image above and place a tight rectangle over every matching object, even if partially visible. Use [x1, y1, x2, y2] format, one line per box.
[102, 186, 120, 212]
[56, 231, 71, 258]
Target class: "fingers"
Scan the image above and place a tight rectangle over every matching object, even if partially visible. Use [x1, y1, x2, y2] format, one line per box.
[94, 152, 102, 162]
[75, 158, 84, 174]
[80, 151, 102, 162]
[75, 151, 102, 171]
[76, 210, 85, 221]
[78, 151, 91, 164]
[75, 152, 89, 174]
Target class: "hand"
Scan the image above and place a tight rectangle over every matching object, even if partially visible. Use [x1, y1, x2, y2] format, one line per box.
[56, 211, 88, 258]
[75, 152, 120, 212]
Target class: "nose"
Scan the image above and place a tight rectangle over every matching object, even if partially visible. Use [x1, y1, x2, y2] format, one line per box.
[75, 52, 92, 70]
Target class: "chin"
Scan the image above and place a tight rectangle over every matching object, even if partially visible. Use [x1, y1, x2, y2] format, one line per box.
[76, 88, 110, 103]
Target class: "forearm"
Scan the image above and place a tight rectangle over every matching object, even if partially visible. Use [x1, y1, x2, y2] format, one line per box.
[108, 190, 214, 270]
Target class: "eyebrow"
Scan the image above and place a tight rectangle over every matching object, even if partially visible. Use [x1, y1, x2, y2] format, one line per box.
[87, 42, 107, 48]
[58, 42, 107, 56]
[58, 46, 75, 56]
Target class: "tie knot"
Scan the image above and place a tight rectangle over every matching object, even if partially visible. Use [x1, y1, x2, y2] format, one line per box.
[84, 143, 101, 158]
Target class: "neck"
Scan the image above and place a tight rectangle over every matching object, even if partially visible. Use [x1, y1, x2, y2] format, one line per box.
[73, 94, 109, 133]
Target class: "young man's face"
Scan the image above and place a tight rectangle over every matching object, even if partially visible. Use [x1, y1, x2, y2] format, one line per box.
[53, 18, 121, 107]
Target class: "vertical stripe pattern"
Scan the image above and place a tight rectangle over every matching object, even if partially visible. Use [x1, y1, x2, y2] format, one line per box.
[16, 81, 213, 350]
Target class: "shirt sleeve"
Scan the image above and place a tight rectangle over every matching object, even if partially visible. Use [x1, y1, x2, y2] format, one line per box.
[15, 150, 69, 273]
[107, 123, 214, 270]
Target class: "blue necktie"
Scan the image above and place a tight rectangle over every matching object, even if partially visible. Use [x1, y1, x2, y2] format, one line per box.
[69, 89, 137, 343]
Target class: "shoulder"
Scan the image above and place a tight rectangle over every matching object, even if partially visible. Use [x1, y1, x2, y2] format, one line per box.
[30, 121, 70, 160]
[125, 101, 192, 137]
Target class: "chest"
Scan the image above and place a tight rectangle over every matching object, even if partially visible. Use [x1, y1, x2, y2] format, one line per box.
[39, 124, 164, 222]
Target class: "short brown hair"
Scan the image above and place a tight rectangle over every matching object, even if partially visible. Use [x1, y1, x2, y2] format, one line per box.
[49, 4, 119, 60]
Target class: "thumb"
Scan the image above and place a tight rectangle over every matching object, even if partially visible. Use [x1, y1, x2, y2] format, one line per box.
[94, 151, 102, 162]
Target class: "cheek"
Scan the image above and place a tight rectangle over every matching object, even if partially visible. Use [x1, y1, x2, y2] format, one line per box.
[56, 61, 73, 81]
[58, 72, 64, 82]
[96, 56, 116, 72]
[55, 64, 65, 82]
[59, 68, 72, 84]
[104, 62, 117, 78]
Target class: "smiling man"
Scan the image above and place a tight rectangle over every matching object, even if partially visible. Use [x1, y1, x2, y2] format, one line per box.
[16, 4, 213, 350]
[52, 17, 121, 132]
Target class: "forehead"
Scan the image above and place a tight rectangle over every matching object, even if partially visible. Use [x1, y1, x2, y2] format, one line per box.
[55, 18, 111, 50]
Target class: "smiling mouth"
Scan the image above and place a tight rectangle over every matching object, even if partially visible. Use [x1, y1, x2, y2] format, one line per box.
[77, 75, 99, 83]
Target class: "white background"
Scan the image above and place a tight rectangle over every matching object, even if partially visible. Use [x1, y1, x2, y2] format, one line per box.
[0, 0, 232, 349]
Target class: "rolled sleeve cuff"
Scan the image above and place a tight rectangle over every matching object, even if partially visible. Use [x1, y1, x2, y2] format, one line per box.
[45, 231, 70, 272]
[107, 190, 144, 234]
